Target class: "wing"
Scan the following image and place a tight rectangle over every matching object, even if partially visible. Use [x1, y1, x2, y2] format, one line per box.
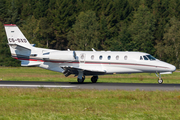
[61, 66, 106, 77]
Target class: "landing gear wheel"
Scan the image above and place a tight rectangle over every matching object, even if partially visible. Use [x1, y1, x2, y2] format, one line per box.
[158, 79, 163, 84]
[77, 76, 85, 83]
[91, 76, 98, 83]
[155, 73, 164, 84]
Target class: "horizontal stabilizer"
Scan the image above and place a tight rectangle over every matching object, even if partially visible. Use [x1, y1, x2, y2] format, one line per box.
[21, 60, 40, 66]
[8, 43, 31, 51]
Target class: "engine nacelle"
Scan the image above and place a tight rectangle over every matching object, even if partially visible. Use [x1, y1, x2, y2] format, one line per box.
[49, 51, 76, 61]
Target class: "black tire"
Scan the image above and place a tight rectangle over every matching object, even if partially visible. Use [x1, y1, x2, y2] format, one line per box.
[77, 76, 85, 83]
[158, 79, 163, 84]
[91, 76, 98, 83]
[77, 78, 84, 83]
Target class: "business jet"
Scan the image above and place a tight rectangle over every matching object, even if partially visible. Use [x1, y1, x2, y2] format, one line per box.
[4, 24, 176, 84]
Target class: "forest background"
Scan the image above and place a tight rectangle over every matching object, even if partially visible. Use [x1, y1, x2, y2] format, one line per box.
[0, 0, 180, 68]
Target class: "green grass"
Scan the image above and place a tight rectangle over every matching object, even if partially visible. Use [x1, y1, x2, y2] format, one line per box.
[0, 67, 180, 119]
[0, 88, 180, 120]
[0, 67, 179, 84]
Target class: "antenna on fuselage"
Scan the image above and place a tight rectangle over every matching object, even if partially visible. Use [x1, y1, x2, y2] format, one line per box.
[92, 48, 96, 52]
[67, 49, 70, 51]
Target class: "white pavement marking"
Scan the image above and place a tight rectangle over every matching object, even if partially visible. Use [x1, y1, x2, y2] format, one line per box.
[0, 84, 77, 88]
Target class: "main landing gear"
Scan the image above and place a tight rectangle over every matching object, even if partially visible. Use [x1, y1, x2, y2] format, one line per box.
[91, 76, 98, 83]
[77, 70, 99, 83]
[155, 73, 163, 84]
[77, 76, 85, 83]
[77, 70, 85, 83]
[77, 75, 99, 83]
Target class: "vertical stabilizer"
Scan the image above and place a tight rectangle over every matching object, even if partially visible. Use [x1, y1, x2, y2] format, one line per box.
[4, 24, 33, 56]
[4, 24, 41, 66]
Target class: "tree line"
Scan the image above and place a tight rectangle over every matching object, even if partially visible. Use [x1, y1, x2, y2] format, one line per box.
[0, 0, 180, 68]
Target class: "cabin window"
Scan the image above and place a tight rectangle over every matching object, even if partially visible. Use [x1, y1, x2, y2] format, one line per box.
[99, 55, 103, 60]
[91, 55, 94, 60]
[143, 56, 148, 60]
[140, 56, 143, 60]
[108, 56, 111, 60]
[124, 55, 127, 60]
[116, 55, 119, 60]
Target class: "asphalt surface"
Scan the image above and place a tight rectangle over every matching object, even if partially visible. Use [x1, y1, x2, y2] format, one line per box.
[0, 81, 180, 91]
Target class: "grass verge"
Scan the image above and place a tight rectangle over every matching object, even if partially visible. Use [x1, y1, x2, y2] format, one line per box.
[0, 67, 180, 119]
[0, 67, 179, 83]
[0, 88, 180, 120]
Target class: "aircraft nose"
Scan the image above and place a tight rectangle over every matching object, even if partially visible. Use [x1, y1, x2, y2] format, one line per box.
[170, 64, 176, 72]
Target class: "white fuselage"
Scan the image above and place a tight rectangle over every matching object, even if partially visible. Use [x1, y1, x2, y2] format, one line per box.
[14, 47, 176, 75]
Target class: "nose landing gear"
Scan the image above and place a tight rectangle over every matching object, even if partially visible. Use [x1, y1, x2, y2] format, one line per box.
[158, 78, 163, 84]
[155, 73, 163, 84]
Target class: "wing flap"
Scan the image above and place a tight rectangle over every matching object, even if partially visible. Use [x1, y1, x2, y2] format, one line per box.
[61, 66, 106, 77]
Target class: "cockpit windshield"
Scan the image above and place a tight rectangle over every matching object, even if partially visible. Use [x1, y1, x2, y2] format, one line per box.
[143, 56, 148, 60]
[146, 55, 156, 60]
[140, 55, 156, 60]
